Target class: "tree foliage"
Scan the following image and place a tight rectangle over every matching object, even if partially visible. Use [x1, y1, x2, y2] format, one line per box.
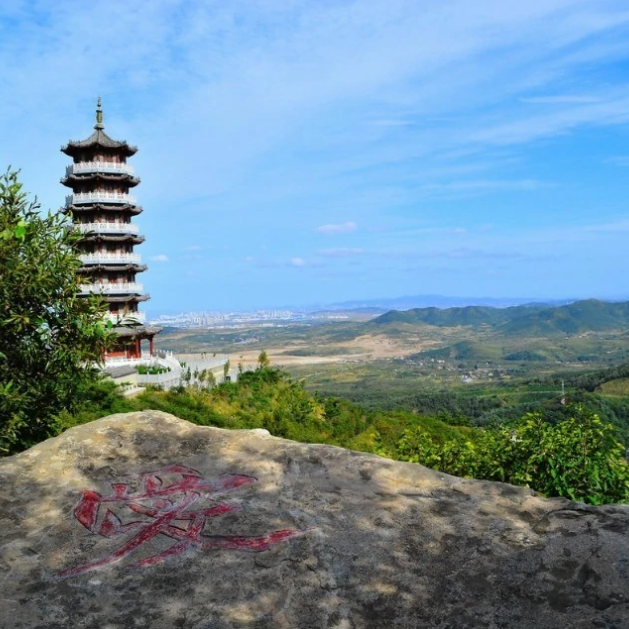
[56, 365, 629, 505]
[257, 350, 270, 369]
[395, 406, 629, 505]
[0, 169, 113, 453]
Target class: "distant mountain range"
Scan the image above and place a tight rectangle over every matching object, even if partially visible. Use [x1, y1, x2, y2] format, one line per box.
[372, 299, 629, 335]
[317, 294, 576, 312]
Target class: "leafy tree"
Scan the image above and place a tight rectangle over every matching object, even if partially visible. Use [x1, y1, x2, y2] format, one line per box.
[395, 406, 629, 504]
[206, 370, 216, 388]
[257, 350, 270, 369]
[180, 366, 192, 386]
[503, 408, 629, 504]
[0, 169, 113, 454]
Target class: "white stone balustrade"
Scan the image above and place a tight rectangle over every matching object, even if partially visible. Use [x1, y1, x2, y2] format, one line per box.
[66, 161, 135, 176]
[66, 192, 137, 205]
[79, 282, 144, 295]
[76, 222, 140, 235]
[79, 252, 141, 264]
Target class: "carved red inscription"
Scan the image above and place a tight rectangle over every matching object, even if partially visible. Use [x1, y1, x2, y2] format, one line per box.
[57, 465, 310, 578]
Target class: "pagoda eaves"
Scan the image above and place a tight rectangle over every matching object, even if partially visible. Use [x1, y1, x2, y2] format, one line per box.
[61, 98, 160, 363]
[61, 128, 138, 157]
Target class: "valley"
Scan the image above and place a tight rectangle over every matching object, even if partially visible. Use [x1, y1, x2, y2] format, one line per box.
[155, 299, 629, 437]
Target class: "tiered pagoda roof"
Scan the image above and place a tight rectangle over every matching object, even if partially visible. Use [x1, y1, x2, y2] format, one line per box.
[61, 117, 138, 156]
[62, 172, 141, 187]
[61, 98, 160, 363]
[80, 263, 148, 274]
[61, 202, 143, 216]
[79, 233, 146, 245]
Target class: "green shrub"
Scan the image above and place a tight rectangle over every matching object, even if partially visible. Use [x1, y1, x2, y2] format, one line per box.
[0, 170, 114, 454]
[395, 406, 629, 504]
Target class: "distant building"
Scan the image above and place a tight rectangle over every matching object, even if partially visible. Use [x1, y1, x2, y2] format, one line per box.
[60, 99, 161, 363]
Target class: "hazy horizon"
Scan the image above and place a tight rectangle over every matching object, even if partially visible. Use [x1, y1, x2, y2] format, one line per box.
[146, 292, 629, 319]
[2, 1, 629, 312]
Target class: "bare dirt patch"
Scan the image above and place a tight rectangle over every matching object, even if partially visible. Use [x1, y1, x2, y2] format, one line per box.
[230, 333, 440, 369]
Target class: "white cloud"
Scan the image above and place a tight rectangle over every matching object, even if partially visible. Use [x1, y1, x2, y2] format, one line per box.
[290, 257, 306, 267]
[369, 118, 415, 127]
[580, 219, 629, 233]
[469, 95, 629, 147]
[605, 155, 629, 167]
[150, 254, 169, 262]
[422, 179, 547, 193]
[318, 248, 364, 257]
[316, 221, 358, 235]
[520, 95, 601, 104]
[184, 245, 202, 251]
[410, 179, 552, 200]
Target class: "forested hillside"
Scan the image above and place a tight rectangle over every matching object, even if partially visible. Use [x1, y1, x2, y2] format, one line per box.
[373, 299, 629, 335]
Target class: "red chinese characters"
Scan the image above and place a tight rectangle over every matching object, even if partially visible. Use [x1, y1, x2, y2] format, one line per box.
[58, 465, 310, 578]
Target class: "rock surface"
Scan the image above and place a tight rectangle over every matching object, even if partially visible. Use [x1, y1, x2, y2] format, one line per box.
[1, 411, 628, 629]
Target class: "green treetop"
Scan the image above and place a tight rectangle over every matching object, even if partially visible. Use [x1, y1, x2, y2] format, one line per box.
[0, 169, 114, 454]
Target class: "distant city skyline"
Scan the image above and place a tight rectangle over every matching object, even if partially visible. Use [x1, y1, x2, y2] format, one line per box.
[2, 1, 629, 311]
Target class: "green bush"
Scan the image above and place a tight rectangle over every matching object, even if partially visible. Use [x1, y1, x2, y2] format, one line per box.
[137, 365, 171, 375]
[395, 406, 629, 504]
[0, 170, 114, 454]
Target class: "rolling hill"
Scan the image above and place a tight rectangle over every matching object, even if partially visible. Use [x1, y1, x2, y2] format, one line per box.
[372, 299, 629, 336]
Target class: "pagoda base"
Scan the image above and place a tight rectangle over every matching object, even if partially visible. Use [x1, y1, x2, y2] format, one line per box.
[103, 325, 163, 365]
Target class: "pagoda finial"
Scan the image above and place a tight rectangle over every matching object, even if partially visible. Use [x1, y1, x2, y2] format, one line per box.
[95, 97, 104, 130]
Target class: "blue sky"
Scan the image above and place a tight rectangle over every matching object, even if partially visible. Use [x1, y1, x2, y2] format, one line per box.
[1, 1, 629, 313]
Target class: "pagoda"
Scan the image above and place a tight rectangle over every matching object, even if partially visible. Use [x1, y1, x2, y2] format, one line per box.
[61, 98, 161, 363]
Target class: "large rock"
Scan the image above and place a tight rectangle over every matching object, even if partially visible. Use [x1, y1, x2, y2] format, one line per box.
[1, 411, 628, 629]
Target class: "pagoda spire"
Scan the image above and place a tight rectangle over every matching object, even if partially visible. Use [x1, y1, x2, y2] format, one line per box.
[95, 97, 104, 130]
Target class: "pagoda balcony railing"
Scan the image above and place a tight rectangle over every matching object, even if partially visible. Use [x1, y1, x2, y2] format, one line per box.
[75, 222, 140, 235]
[66, 192, 137, 206]
[67, 161, 135, 176]
[79, 252, 141, 265]
[79, 282, 144, 295]
[105, 312, 146, 324]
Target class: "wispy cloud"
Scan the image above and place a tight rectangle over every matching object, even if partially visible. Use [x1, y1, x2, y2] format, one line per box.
[469, 95, 629, 147]
[290, 257, 306, 267]
[316, 222, 358, 235]
[373, 247, 527, 262]
[432, 248, 525, 261]
[149, 254, 169, 262]
[580, 219, 629, 233]
[419, 179, 549, 199]
[520, 95, 602, 104]
[605, 156, 629, 167]
[317, 248, 364, 257]
[369, 118, 415, 127]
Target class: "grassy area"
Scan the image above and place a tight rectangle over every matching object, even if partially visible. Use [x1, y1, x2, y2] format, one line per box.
[599, 377, 629, 395]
